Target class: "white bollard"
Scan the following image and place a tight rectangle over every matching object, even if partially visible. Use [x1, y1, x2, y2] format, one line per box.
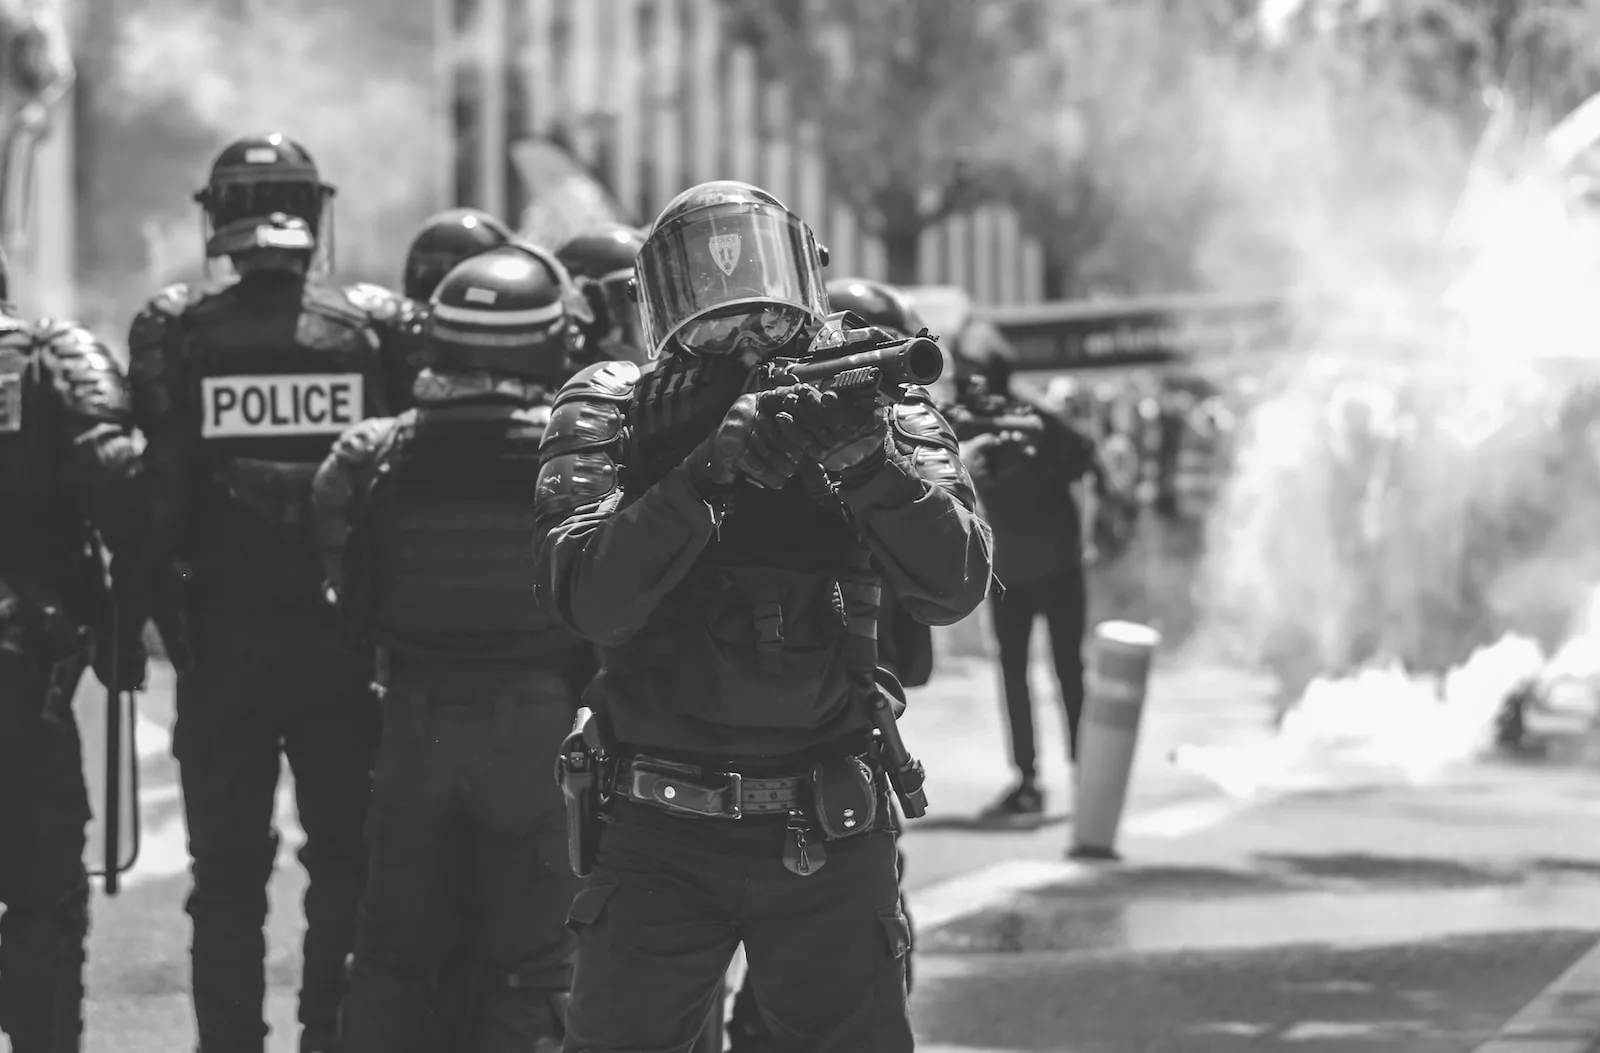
[1070, 620, 1161, 861]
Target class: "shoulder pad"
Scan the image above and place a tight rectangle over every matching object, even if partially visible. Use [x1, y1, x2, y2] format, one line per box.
[535, 449, 621, 523]
[542, 388, 629, 459]
[39, 323, 132, 422]
[146, 280, 223, 317]
[343, 281, 406, 324]
[889, 387, 959, 455]
[552, 359, 641, 408]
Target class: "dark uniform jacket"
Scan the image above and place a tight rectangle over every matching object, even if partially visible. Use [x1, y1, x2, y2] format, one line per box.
[126, 271, 415, 629]
[531, 358, 993, 759]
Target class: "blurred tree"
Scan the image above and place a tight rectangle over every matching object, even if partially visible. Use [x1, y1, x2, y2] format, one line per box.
[721, 0, 1054, 286]
[721, 0, 1277, 295]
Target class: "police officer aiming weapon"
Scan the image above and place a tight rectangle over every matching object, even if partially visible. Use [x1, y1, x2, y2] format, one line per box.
[537, 179, 992, 1052]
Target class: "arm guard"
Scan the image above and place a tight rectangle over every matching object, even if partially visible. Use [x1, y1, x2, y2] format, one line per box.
[837, 385, 993, 626]
[126, 285, 199, 558]
[885, 386, 979, 512]
[533, 359, 633, 526]
[310, 415, 399, 597]
[40, 321, 155, 632]
[534, 360, 721, 644]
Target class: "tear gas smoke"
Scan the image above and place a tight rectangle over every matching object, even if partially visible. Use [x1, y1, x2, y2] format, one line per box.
[79, 0, 465, 337]
[1158, 25, 1600, 785]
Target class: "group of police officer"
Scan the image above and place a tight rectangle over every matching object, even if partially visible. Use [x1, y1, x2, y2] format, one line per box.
[0, 130, 997, 1053]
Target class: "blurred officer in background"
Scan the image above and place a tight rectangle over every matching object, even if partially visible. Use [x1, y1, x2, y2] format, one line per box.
[555, 224, 649, 365]
[313, 244, 591, 1053]
[402, 208, 515, 305]
[536, 180, 991, 1053]
[126, 133, 413, 1053]
[947, 346, 1101, 824]
[395, 203, 521, 1051]
[0, 250, 152, 1053]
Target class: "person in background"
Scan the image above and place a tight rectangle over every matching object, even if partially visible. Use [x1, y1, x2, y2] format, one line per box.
[947, 346, 1102, 823]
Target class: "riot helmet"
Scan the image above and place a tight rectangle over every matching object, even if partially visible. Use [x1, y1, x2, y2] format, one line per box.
[633, 180, 829, 361]
[194, 133, 336, 272]
[556, 224, 647, 360]
[825, 277, 923, 337]
[423, 243, 579, 382]
[403, 208, 514, 301]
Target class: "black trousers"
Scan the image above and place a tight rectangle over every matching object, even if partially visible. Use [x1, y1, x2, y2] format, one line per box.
[564, 800, 912, 1053]
[175, 624, 378, 1053]
[991, 565, 1088, 780]
[340, 667, 578, 1053]
[0, 659, 90, 1053]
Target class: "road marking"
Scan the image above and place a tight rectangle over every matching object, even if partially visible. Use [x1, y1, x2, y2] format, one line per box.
[912, 860, 1094, 931]
[1473, 934, 1600, 1052]
[908, 792, 1266, 931]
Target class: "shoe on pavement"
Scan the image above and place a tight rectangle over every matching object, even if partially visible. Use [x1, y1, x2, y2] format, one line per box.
[978, 782, 1045, 824]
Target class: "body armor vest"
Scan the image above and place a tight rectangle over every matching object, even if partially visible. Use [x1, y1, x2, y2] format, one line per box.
[623, 357, 881, 734]
[185, 276, 389, 617]
[363, 400, 562, 662]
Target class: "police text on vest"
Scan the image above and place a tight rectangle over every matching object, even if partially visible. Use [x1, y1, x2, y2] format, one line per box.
[201, 374, 365, 437]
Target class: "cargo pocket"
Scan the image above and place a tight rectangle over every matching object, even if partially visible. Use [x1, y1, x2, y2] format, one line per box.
[566, 881, 617, 935]
[877, 908, 911, 961]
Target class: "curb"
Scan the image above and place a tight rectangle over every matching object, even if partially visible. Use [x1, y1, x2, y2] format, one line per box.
[1474, 936, 1600, 1053]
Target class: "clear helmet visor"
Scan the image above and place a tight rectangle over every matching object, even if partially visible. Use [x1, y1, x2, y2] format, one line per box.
[635, 201, 828, 359]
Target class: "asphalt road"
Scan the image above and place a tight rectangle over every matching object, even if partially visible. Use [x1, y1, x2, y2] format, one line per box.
[909, 761, 1600, 1052]
[68, 652, 1281, 1051]
[72, 651, 1600, 1053]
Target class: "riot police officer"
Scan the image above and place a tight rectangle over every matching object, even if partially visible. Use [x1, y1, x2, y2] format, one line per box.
[313, 244, 589, 1053]
[0, 249, 152, 1053]
[535, 181, 992, 1053]
[395, 204, 520, 1052]
[126, 133, 414, 1053]
[553, 224, 647, 363]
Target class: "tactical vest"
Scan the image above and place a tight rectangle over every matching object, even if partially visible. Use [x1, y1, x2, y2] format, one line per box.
[186, 276, 390, 617]
[361, 401, 560, 662]
[621, 358, 881, 733]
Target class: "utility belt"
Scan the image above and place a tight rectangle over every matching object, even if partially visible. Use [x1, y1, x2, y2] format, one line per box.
[557, 688, 926, 881]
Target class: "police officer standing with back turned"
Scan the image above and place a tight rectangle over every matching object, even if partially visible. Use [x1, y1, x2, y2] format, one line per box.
[313, 244, 589, 1053]
[126, 133, 414, 1053]
[535, 180, 992, 1053]
[393, 204, 519, 1051]
[0, 250, 153, 1053]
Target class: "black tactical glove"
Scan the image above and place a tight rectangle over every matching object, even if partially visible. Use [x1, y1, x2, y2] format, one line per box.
[94, 628, 148, 693]
[685, 385, 815, 495]
[787, 386, 890, 475]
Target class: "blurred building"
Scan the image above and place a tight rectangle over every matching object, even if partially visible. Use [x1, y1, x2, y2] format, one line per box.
[445, 0, 1049, 301]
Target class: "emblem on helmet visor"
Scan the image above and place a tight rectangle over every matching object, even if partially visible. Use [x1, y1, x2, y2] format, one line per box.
[709, 233, 741, 276]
